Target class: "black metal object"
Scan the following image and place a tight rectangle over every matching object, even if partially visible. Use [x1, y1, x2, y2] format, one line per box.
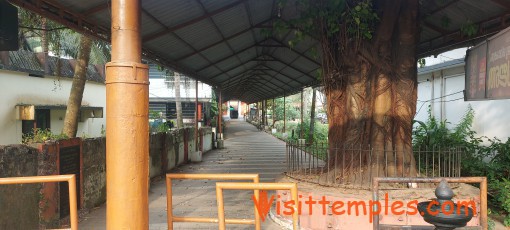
[286, 141, 464, 189]
[0, 0, 19, 51]
[417, 180, 474, 230]
[59, 146, 81, 218]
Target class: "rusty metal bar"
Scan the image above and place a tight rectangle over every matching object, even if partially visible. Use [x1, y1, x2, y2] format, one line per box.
[218, 90, 223, 139]
[0, 175, 78, 230]
[372, 177, 488, 230]
[272, 98, 275, 126]
[195, 79, 199, 151]
[173, 216, 254, 224]
[300, 90, 303, 139]
[215, 182, 299, 230]
[283, 93, 286, 134]
[106, 0, 149, 229]
[165, 173, 260, 230]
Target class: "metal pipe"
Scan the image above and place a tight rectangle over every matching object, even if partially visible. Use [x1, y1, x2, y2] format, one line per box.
[283, 94, 286, 134]
[0, 175, 78, 230]
[106, 0, 148, 228]
[195, 80, 199, 151]
[219, 90, 222, 139]
[300, 90, 303, 139]
[173, 217, 254, 224]
[216, 182, 299, 230]
[166, 174, 260, 230]
[272, 98, 275, 126]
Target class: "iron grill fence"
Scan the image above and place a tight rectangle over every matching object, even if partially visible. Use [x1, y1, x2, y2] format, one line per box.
[285, 140, 463, 189]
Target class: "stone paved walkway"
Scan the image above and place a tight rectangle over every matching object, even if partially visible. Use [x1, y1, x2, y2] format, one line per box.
[79, 119, 286, 229]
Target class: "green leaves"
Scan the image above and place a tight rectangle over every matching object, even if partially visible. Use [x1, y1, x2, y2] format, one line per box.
[269, 0, 379, 51]
[418, 58, 426, 68]
[346, 0, 379, 40]
[413, 104, 510, 221]
[461, 20, 478, 37]
[440, 15, 451, 28]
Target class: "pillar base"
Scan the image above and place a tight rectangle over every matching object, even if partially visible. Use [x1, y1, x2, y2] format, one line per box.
[217, 140, 224, 149]
[191, 151, 202, 162]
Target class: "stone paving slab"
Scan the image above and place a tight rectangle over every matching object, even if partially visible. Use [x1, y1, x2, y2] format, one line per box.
[79, 119, 286, 229]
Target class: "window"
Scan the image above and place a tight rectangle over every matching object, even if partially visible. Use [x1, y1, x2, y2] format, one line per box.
[22, 109, 50, 136]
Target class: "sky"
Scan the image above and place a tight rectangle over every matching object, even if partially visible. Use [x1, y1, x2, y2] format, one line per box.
[422, 47, 468, 66]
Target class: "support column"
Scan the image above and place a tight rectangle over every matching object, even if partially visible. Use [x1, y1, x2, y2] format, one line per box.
[262, 100, 266, 127]
[300, 90, 304, 139]
[218, 89, 223, 140]
[106, 0, 148, 229]
[283, 94, 286, 134]
[258, 101, 261, 126]
[272, 98, 275, 127]
[195, 79, 199, 151]
[264, 99, 268, 126]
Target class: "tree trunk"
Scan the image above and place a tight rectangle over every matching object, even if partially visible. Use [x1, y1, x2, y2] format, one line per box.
[322, 0, 418, 185]
[41, 18, 50, 75]
[63, 35, 92, 138]
[174, 73, 184, 129]
[308, 88, 316, 145]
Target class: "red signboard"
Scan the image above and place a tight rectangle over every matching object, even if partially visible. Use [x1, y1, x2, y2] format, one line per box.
[466, 27, 510, 100]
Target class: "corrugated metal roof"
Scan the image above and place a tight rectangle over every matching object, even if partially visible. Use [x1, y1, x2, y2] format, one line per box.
[1, 50, 104, 83]
[13, 0, 510, 102]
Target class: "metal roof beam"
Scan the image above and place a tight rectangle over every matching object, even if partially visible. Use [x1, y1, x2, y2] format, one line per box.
[256, 44, 286, 48]
[265, 54, 317, 81]
[82, 1, 110, 16]
[244, 79, 279, 95]
[219, 68, 261, 85]
[421, 0, 461, 19]
[207, 55, 264, 80]
[141, 7, 232, 84]
[491, 0, 510, 9]
[9, 0, 109, 40]
[258, 67, 302, 86]
[221, 72, 285, 91]
[236, 82, 273, 98]
[220, 62, 303, 86]
[418, 13, 509, 57]
[195, 0, 247, 73]
[233, 84, 268, 99]
[177, 19, 271, 60]
[423, 21, 449, 34]
[143, 0, 248, 42]
[269, 38, 321, 66]
[196, 41, 267, 73]
[222, 73, 284, 93]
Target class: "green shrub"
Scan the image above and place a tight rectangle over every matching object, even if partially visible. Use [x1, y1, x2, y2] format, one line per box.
[413, 105, 510, 224]
[492, 179, 510, 226]
[22, 128, 68, 144]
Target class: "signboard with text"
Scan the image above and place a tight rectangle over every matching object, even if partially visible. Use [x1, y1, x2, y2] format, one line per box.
[466, 27, 510, 100]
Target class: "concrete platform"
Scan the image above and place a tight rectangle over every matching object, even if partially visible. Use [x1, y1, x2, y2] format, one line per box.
[79, 119, 287, 229]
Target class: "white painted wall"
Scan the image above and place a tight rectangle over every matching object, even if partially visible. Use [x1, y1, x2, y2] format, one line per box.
[149, 78, 212, 99]
[0, 69, 106, 144]
[416, 62, 510, 141]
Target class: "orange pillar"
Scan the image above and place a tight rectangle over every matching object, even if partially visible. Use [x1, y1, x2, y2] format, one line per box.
[300, 90, 304, 139]
[106, 0, 149, 229]
[195, 79, 199, 151]
[218, 90, 222, 139]
[283, 94, 286, 134]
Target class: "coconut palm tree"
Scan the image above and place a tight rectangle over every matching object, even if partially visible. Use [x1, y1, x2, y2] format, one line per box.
[18, 8, 110, 137]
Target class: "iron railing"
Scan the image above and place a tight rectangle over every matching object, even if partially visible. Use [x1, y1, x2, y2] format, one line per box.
[286, 140, 464, 189]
